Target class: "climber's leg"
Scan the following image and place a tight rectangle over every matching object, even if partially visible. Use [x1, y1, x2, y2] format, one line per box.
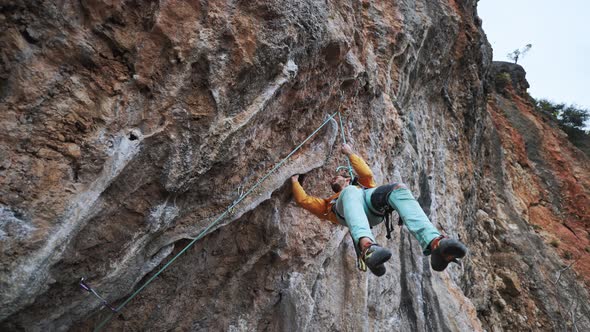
[335, 186, 375, 246]
[387, 184, 441, 255]
[336, 186, 392, 276]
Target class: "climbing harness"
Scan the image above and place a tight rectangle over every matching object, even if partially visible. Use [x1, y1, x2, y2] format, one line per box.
[90, 112, 339, 331]
[79, 278, 118, 313]
[369, 184, 404, 240]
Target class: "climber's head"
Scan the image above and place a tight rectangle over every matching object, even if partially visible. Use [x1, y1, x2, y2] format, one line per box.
[330, 166, 352, 193]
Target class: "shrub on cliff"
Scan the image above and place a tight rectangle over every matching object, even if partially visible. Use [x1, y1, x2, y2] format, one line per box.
[534, 98, 590, 155]
[494, 72, 511, 94]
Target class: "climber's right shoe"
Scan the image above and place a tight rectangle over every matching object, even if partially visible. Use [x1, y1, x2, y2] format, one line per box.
[361, 244, 392, 277]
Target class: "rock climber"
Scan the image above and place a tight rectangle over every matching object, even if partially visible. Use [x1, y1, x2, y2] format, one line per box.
[290, 143, 467, 276]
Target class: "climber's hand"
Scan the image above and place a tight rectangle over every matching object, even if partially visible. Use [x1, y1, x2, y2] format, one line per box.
[292, 174, 306, 184]
[342, 143, 354, 156]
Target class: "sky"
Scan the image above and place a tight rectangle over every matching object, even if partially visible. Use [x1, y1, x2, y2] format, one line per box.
[478, 0, 590, 113]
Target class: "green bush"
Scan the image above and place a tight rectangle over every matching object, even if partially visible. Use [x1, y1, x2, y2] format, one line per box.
[533, 98, 590, 155]
[495, 72, 511, 92]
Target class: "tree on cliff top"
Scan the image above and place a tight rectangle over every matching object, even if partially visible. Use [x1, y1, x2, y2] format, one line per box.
[507, 44, 532, 64]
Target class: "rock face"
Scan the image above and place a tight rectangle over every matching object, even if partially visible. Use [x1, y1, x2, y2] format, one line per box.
[481, 61, 590, 330]
[0, 1, 588, 331]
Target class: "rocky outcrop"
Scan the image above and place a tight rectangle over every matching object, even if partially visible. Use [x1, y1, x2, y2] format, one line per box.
[478, 61, 590, 330]
[490, 61, 529, 97]
[0, 1, 588, 331]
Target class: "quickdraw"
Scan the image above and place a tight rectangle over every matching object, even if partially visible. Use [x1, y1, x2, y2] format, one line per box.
[79, 278, 118, 313]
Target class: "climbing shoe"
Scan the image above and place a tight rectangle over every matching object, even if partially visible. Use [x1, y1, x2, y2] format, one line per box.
[430, 236, 468, 271]
[361, 244, 392, 277]
[369, 263, 386, 277]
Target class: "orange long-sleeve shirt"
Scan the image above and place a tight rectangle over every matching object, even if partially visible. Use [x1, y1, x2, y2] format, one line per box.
[292, 153, 377, 224]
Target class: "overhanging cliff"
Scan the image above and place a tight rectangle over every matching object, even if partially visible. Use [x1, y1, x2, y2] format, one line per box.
[1, 1, 589, 331]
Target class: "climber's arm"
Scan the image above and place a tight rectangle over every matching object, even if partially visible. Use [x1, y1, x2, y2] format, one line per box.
[291, 175, 328, 215]
[341, 144, 377, 188]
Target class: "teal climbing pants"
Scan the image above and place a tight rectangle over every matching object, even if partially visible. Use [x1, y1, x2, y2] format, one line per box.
[334, 184, 441, 254]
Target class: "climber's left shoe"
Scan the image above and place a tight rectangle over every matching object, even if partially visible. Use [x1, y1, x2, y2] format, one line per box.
[430, 236, 468, 272]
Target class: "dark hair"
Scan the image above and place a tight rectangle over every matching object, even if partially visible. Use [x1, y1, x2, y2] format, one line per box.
[336, 170, 352, 179]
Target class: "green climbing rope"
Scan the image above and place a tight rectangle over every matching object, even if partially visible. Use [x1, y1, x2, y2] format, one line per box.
[337, 112, 354, 179]
[93, 111, 339, 331]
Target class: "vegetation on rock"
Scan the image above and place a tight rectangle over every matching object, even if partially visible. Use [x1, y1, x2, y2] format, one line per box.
[534, 98, 590, 155]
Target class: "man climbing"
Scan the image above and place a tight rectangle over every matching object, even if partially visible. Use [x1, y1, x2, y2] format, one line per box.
[290, 143, 467, 276]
